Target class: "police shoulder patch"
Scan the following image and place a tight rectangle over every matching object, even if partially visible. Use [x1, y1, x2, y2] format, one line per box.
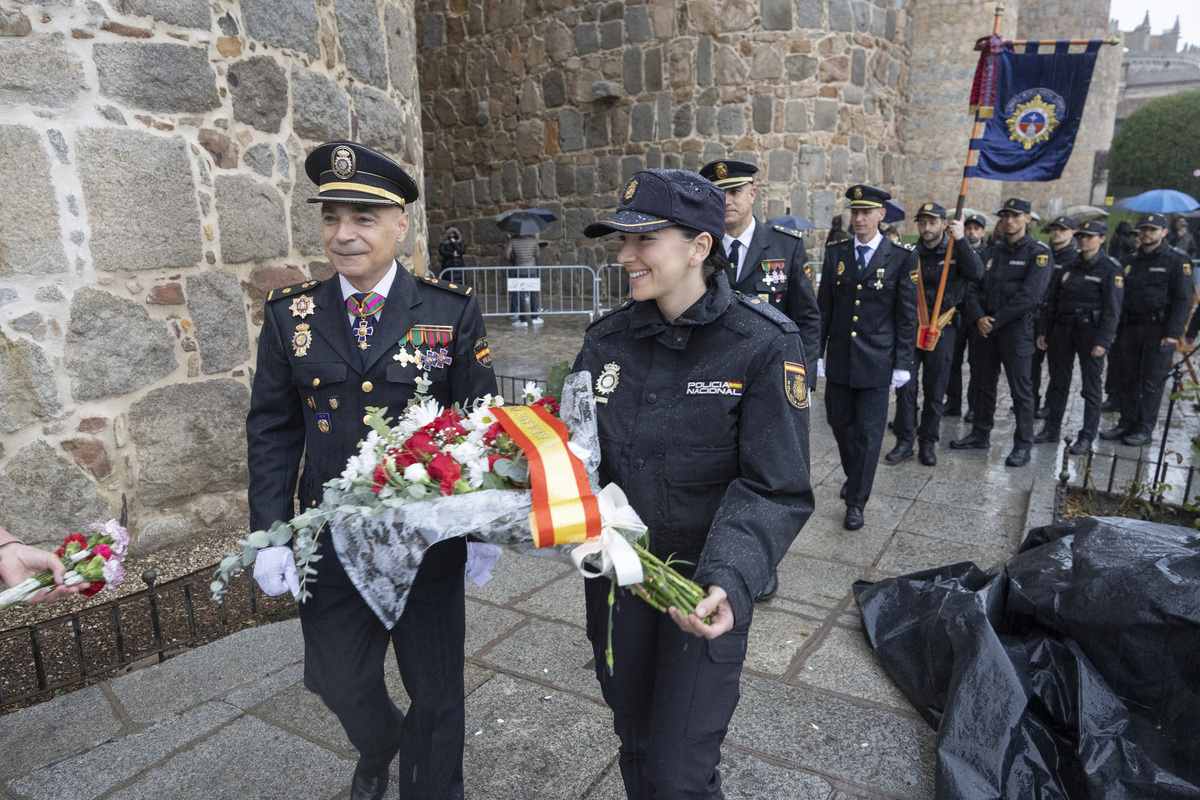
[266, 279, 321, 303]
[772, 224, 805, 240]
[784, 361, 809, 409]
[1184, 262, 1193, 277]
[420, 273, 472, 296]
[1035, 253, 1049, 267]
[1114, 274, 1124, 289]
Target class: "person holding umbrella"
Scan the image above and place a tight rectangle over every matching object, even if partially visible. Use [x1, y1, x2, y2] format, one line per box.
[496, 209, 556, 327]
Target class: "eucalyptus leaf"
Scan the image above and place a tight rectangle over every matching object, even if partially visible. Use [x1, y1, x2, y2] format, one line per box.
[546, 360, 571, 404]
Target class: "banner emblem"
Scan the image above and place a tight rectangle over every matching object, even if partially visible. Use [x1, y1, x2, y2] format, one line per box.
[1005, 90, 1063, 150]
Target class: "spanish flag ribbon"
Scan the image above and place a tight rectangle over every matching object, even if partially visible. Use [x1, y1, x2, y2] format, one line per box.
[491, 405, 601, 547]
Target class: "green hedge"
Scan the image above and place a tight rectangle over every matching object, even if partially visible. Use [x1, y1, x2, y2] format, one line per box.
[1109, 91, 1200, 198]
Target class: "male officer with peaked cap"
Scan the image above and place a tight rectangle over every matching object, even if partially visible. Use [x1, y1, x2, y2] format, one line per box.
[1032, 215, 1081, 420]
[247, 140, 496, 800]
[1100, 212, 1193, 446]
[699, 159, 821, 372]
[951, 197, 1052, 467]
[886, 202, 983, 466]
[817, 184, 918, 530]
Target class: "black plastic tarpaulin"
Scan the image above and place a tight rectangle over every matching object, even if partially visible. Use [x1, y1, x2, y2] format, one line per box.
[854, 517, 1200, 799]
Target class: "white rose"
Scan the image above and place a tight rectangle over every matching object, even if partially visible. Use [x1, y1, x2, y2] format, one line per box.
[403, 463, 428, 483]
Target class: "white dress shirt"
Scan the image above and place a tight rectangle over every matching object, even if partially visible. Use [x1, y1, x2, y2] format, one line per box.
[722, 217, 757, 282]
[340, 260, 398, 325]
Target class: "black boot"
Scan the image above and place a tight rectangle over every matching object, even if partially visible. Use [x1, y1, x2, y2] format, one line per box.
[918, 440, 937, 466]
[1068, 437, 1093, 455]
[1099, 425, 1129, 441]
[1005, 448, 1031, 467]
[950, 430, 990, 449]
[1033, 425, 1061, 444]
[885, 442, 914, 462]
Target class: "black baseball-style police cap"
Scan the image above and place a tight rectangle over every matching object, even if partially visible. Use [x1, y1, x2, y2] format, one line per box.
[845, 184, 890, 210]
[698, 159, 758, 190]
[996, 197, 1032, 215]
[1047, 215, 1077, 231]
[915, 202, 946, 220]
[305, 140, 419, 208]
[1136, 212, 1168, 229]
[965, 213, 988, 228]
[1076, 220, 1108, 237]
[584, 169, 725, 243]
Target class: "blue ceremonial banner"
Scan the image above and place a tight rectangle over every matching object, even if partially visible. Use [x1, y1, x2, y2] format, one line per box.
[965, 40, 1102, 182]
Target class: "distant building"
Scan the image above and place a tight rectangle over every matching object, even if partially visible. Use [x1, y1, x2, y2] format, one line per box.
[1116, 14, 1200, 132]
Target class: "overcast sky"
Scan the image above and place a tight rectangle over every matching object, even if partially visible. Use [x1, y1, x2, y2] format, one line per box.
[1108, 0, 1197, 50]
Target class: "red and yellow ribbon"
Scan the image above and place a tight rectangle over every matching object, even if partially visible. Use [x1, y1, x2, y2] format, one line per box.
[491, 405, 601, 547]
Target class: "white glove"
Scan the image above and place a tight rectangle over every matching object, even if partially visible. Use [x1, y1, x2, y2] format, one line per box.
[253, 546, 299, 597]
[465, 542, 503, 587]
[890, 369, 911, 389]
[816, 358, 826, 378]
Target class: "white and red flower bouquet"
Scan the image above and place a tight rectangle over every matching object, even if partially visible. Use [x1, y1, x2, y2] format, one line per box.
[0, 520, 129, 611]
[211, 369, 708, 635]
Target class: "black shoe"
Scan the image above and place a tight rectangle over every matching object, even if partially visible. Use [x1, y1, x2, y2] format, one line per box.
[1034, 405, 1049, 420]
[885, 443, 914, 463]
[918, 441, 937, 466]
[757, 573, 778, 603]
[1068, 438, 1093, 456]
[964, 409, 975, 423]
[1005, 448, 1031, 467]
[1099, 425, 1129, 441]
[1033, 426, 1061, 444]
[844, 506, 864, 531]
[350, 758, 391, 800]
[1122, 432, 1152, 446]
[950, 431, 990, 450]
[1101, 398, 1116, 413]
[944, 405, 962, 417]
[839, 482, 847, 500]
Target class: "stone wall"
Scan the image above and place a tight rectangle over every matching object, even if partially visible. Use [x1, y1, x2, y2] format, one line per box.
[0, 0, 424, 551]
[415, 0, 915, 266]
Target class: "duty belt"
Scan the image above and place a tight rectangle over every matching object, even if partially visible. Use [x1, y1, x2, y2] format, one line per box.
[1126, 312, 1164, 324]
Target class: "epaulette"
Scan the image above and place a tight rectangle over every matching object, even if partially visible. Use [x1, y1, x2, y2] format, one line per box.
[419, 273, 473, 296]
[899, 242, 915, 251]
[265, 280, 321, 302]
[772, 224, 805, 240]
[586, 299, 636, 332]
[733, 292, 798, 332]
[1032, 240, 1051, 251]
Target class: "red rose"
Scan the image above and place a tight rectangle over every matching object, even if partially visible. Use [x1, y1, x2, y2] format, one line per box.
[405, 431, 440, 458]
[372, 464, 390, 493]
[431, 410, 467, 439]
[395, 450, 419, 468]
[531, 396, 560, 415]
[482, 421, 505, 445]
[426, 453, 462, 495]
[80, 582, 105, 598]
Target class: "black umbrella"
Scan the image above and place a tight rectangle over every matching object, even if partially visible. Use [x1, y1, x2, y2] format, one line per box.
[496, 208, 557, 235]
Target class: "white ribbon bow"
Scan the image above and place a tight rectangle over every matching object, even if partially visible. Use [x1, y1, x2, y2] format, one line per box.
[569, 484, 646, 586]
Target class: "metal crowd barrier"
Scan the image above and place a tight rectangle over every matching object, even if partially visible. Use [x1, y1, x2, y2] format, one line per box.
[439, 265, 603, 321]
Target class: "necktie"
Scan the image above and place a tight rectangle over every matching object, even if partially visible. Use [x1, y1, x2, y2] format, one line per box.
[346, 292, 384, 362]
[728, 240, 742, 282]
[856, 244, 870, 276]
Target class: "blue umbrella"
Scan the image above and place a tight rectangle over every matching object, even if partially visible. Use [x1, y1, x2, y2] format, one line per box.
[883, 200, 905, 224]
[1122, 190, 1200, 214]
[767, 214, 814, 231]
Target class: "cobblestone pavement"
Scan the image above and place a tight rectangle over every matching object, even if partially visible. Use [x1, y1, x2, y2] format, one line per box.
[4, 312, 1197, 800]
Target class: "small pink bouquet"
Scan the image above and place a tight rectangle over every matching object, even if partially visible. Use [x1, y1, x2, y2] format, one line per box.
[0, 520, 129, 611]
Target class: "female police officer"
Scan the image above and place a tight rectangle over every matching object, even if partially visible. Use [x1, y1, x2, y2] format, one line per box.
[572, 169, 814, 799]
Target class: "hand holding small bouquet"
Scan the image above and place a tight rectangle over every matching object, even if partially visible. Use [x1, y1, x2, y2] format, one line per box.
[0, 520, 129, 611]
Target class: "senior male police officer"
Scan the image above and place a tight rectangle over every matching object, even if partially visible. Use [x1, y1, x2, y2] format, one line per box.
[817, 184, 918, 530]
[247, 141, 496, 800]
[699, 159, 821, 369]
[950, 197, 1053, 467]
[886, 202, 983, 466]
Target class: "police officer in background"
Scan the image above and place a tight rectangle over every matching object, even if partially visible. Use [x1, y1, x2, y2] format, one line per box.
[886, 203, 983, 466]
[248, 141, 496, 800]
[1032, 216, 1080, 420]
[945, 213, 989, 419]
[1100, 213, 1193, 446]
[698, 159, 821, 369]
[818, 184, 918, 530]
[950, 197, 1053, 467]
[1033, 220, 1123, 454]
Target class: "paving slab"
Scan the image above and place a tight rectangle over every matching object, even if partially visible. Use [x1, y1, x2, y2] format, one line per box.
[917, 477, 1030, 514]
[719, 749, 837, 799]
[865, 465, 930, 501]
[223, 661, 305, 710]
[250, 679, 355, 757]
[744, 607, 822, 677]
[512, 571, 589, 626]
[786, 515, 893, 568]
[468, 550, 571, 606]
[8, 701, 240, 800]
[463, 673, 619, 800]
[107, 617, 303, 725]
[773, 554, 865, 610]
[0, 685, 122, 779]
[875, 530, 1012, 577]
[465, 598, 527, 656]
[896, 500, 1023, 550]
[476, 617, 602, 701]
[729, 675, 936, 799]
[102, 715, 352, 800]
[790, 626, 911, 711]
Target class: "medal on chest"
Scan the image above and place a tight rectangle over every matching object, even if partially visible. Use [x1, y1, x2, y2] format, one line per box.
[873, 268, 885, 290]
[761, 260, 787, 287]
[395, 324, 455, 370]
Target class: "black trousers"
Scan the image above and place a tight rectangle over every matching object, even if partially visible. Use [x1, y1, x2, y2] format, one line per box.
[1031, 346, 1048, 409]
[299, 537, 467, 800]
[585, 577, 751, 800]
[825, 381, 889, 508]
[894, 324, 957, 446]
[968, 315, 1036, 448]
[946, 314, 969, 412]
[1045, 320, 1106, 442]
[1113, 321, 1175, 438]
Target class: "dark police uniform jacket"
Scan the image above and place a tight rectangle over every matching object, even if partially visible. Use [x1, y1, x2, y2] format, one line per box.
[914, 233, 985, 318]
[728, 219, 820, 369]
[572, 273, 814, 625]
[964, 233, 1054, 331]
[1037, 241, 1079, 330]
[817, 237, 919, 389]
[247, 266, 497, 579]
[1041, 251, 1124, 350]
[1120, 244, 1193, 339]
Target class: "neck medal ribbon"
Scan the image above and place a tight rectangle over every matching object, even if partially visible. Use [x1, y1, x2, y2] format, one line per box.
[491, 405, 601, 548]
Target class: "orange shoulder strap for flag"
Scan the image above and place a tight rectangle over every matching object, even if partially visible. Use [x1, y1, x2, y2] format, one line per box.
[491, 405, 601, 547]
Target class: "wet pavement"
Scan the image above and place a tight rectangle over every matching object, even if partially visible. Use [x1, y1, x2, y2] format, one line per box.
[4, 310, 1198, 800]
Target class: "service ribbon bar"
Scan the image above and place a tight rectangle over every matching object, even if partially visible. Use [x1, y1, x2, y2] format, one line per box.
[492, 405, 601, 548]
